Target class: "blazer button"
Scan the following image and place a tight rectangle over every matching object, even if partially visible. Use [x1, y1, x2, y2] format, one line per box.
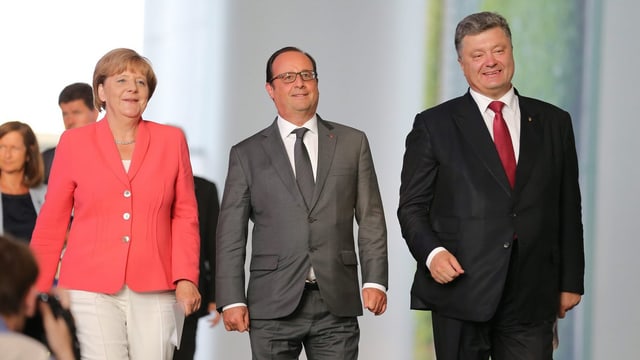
[123, 212, 131, 220]
[503, 242, 511, 249]
[124, 190, 132, 198]
[122, 236, 130, 243]
[308, 217, 316, 223]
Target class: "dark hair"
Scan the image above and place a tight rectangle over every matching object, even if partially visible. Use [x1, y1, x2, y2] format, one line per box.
[266, 46, 317, 83]
[454, 11, 512, 57]
[93, 48, 158, 111]
[0, 121, 44, 187]
[0, 235, 39, 316]
[58, 82, 95, 111]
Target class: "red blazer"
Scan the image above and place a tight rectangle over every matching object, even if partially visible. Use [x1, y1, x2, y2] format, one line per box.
[31, 118, 200, 293]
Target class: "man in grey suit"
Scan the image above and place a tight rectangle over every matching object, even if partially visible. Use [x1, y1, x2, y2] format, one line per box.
[216, 46, 388, 359]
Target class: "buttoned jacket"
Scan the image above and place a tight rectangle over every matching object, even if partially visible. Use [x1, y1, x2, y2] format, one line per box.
[31, 118, 200, 293]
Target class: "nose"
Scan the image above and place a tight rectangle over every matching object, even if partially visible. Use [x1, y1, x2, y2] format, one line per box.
[126, 79, 139, 92]
[485, 53, 498, 66]
[292, 73, 306, 87]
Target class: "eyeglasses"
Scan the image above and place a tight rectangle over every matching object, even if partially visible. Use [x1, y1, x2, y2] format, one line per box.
[270, 70, 317, 83]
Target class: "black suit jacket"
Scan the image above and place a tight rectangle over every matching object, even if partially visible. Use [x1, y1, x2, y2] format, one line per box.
[398, 90, 584, 322]
[42, 147, 56, 184]
[193, 176, 219, 318]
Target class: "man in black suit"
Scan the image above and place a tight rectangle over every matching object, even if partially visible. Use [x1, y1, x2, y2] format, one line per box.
[398, 12, 584, 360]
[173, 175, 221, 360]
[42, 82, 98, 184]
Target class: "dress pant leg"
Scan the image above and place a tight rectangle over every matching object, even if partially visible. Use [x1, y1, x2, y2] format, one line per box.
[68, 289, 129, 359]
[490, 239, 554, 360]
[249, 287, 359, 360]
[431, 311, 491, 360]
[126, 287, 177, 360]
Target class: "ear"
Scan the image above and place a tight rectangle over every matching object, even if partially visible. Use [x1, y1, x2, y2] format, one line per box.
[265, 82, 275, 100]
[98, 83, 107, 103]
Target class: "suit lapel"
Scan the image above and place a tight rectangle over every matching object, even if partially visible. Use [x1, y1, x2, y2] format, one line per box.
[312, 116, 336, 212]
[261, 120, 308, 210]
[127, 120, 150, 181]
[453, 93, 512, 196]
[95, 118, 130, 186]
[513, 97, 542, 194]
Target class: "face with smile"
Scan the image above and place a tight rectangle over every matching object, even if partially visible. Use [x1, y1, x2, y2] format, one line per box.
[265, 51, 319, 126]
[98, 69, 149, 121]
[458, 26, 515, 99]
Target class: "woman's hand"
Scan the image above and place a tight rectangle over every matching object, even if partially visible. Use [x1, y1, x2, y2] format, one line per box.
[175, 280, 201, 316]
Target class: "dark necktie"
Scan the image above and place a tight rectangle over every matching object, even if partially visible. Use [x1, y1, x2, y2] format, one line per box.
[292, 128, 315, 208]
[489, 101, 516, 188]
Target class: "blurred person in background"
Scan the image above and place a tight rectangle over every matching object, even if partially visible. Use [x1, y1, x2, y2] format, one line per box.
[0, 120, 47, 342]
[30, 48, 201, 360]
[173, 173, 222, 360]
[0, 234, 76, 360]
[42, 82, 99, 184]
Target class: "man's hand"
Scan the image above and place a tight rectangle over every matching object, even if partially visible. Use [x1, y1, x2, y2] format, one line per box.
[558, 291, 581, 318]
[207, 302, 222, 327]
[222, 306, 250, 332]
[39, 291, 75, 360]
[175, 280, 202, 316]
[362, 288, 387, 316]
[429, 250, 464, 284]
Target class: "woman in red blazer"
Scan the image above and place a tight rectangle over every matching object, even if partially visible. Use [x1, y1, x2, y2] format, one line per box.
[30, 48, 201, 359]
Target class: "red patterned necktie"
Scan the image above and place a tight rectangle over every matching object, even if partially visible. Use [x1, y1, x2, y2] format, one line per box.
[489, 101, 516, 188]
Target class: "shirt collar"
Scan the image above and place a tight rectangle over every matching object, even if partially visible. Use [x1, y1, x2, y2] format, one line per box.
[469, 87, 517, 113]
[277, 115, 318, 139]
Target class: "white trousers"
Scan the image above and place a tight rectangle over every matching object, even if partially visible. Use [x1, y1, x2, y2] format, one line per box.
[69, 286, 176, 360]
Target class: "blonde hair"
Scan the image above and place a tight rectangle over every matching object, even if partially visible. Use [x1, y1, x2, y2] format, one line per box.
[92, 48, 158, 111]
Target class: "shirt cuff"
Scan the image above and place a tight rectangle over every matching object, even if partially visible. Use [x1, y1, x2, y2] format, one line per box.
[363, 282, 386, 293]
[426, 247, 446, 270]
[222, 303, 246, 311]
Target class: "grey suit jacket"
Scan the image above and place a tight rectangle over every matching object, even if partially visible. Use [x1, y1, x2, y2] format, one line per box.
[216, 116, 388, 319]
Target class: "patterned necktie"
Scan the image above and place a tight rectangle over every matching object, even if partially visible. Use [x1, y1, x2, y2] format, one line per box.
[291, 128, 315, 208]
[489, 101, 516, 188]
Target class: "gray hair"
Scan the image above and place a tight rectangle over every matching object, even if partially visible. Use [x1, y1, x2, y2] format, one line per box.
[454, 12, 512, 57]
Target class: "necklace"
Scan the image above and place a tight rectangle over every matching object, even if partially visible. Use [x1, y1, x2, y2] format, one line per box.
[115, 139, 136, 145]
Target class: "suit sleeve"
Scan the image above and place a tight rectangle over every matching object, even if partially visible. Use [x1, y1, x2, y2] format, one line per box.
[215, 146, 251, 311]
[170, 132, 200, 286]
[397, 115, 442, 265]
[30, 133, 76, 292]
[205, 181, 220, 302]
[354, 133, 389, 289]
[558, 113, 585, 294]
